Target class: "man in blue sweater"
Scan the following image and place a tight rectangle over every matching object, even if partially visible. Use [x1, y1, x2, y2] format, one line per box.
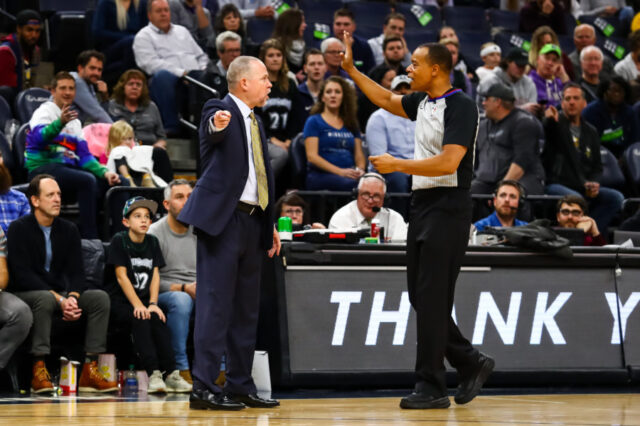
[474, 180, 528, 232]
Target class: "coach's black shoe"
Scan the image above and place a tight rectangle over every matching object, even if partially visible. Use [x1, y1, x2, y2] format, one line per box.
[400, 392, 451, 409]
[229, 393, 280, 408]
[189, 388, 245, 410]
[454, 353, 495, 405]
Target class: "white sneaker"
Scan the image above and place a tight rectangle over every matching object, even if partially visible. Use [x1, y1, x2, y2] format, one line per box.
[147, 370, 167, 393]
[165, 369, 193, 393]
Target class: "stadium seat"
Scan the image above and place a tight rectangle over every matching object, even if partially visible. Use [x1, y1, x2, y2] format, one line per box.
[457, 31, 493, 72]
[290, 133, 307, 188]
[346, 1, 392, 29]
[246, 18, 275, 45]
[298, 0, 343, 27]
[14, 88, 50, 124]
[600, 146, 626, 188]
[12, 123, 29, 184]
[443, 6, 490, 33]
[557, 34, 575, 56]
[578, 14, 625, 38]
[0, 96, 12, 131]
[624, 142, 640, 186]
[493, 31, 531, 57]
[38, 0, 96, 11]
[596, 36, 629, 61]
[355, 25, 379, 40]
[488, 9, 519, 33]
[404, 29, 439, 52]
[395, 3, 442, 30]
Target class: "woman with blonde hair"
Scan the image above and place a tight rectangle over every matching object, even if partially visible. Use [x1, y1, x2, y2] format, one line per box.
[528, 25, 574, 79]
[107, 120, 167, 188]
[93, 0, 147, 76]
[303, 76, 365, 190]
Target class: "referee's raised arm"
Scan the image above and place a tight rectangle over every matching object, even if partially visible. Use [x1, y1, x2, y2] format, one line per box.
[341, 32, 408, 119]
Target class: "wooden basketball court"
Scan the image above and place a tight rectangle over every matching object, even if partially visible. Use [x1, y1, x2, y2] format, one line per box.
[0, 393, 638, 425]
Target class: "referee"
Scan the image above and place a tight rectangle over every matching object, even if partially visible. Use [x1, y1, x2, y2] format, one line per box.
[342, 34, 494, 409]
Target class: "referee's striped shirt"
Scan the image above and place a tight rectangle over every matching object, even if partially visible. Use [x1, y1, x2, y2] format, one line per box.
[401, 88, 479, 190]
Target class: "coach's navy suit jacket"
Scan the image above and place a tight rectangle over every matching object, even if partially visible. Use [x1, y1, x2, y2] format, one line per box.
[178, 94, 275, 249]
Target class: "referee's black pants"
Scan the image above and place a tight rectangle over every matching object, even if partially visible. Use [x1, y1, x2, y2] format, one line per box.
[407, 188, 480, 397]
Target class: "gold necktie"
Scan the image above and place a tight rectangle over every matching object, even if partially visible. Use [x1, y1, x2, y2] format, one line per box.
[249, 112, 269, 210]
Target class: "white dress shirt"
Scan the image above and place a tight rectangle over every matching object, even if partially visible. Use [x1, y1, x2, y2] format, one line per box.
[133, 23, 209, 77]
[208, 93, 259, 204]
[328, 200, 408, 241]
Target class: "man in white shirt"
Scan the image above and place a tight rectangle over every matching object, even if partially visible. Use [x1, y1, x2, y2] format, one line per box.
[368, 12, 411, 68]
[329, 173, 407, 241]
[133, 0, 210, 134]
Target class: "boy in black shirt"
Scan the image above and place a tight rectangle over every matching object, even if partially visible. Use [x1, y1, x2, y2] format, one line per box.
[106, 196, 192, 394]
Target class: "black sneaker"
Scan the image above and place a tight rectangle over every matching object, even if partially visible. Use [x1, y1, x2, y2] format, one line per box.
[454, 353, 495, 405]
[400, 392, 451, 409]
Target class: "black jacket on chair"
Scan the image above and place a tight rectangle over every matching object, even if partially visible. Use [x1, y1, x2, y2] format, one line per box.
[7, 214, 86, 294]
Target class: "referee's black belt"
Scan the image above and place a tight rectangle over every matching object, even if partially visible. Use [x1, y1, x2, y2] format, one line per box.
[236, 201, 262, 216]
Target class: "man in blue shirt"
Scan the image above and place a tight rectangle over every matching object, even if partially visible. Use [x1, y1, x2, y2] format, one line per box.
[474, 180, 528, 231]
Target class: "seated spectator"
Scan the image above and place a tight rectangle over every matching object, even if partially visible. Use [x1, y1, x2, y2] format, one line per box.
[107, 120, 168, 187]
[529, 43, 569, 108]
[271, 8, 307, 74]
[8, 175, 118, 394]
[328, 173, 408, 241]
[217, 0, 275, 20]
[528, 26, 575, 80]
[298, 49, 327, 124]
[366, 75, 415, 194]
[555, 194, 606, 245]
[614, 30, 640, 84]
[92, 0, 147, 79]
[359, 64, 396, 131]
[332, 8, 375, 74]
[440, 38, 472, 96]
[0, 150, 30, 233]
[476, 48, 539, 114]
[578, 46, 605, 103]
[321, 38, 353, 82]
[582, 76, 640, 158]
[212, 3, 256, 56]
[579, 0, 634, 32]
[133, 0, 209, 134]
[274, 192, 325, 230]
[472, 84, 545, 195]
[543, 83, 623, 233]
[0, 227, 32, 377]
[476, 43, 502, 82]
[105, 196, 192, 393]
[519, 0, 567, 35]
[148, 180, 196, 384]
[70, 50, 113, 125]
[255, 39, 300, 176]
[169, 0, 214, 48]
[108, 69, 167, 147]
[204, 31, 242, 99]
[304, 76, 365, 191]
[438, 26, 471, 77]
[569, 24, 614, 81]
[368, 36, 407, 79]
[0, 9, 42, 105]
[27, 72, 129, 239]
[473, 180, 528, 231]
[368, 13, 411, 68]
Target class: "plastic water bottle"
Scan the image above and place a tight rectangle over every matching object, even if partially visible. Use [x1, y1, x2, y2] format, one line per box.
[123, 364, 138, 396]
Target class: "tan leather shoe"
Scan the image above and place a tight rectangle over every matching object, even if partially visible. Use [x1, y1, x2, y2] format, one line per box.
[78, 360, 118, 393]
[180, 369, 193, 384]
[31, 360, 54, 394]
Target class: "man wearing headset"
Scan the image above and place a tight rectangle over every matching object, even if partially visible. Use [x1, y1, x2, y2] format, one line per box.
[473, 180, 528, 232]
[328, 172, 408, 241]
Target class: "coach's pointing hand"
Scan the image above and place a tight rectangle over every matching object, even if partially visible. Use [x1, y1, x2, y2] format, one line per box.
[213, 110, 232, 130]
[340, 31, 355, 73]
[369, 153, 398, 174]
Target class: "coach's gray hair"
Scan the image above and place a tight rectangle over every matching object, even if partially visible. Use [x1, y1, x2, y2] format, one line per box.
[320, 37, 344, 54]
[580, 45, 603, 62]
[216, 30, 242, 53]
[164, 178, 191, 200]
[227, 56, 262, 88]
[358, 173, 387, 193]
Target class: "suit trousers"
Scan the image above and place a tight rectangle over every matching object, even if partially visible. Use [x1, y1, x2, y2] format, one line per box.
[14, 289, 110, 356]
[407, 188, 480, 397]
[0, 291, 33, 369]
[192, 209, 263, 395]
